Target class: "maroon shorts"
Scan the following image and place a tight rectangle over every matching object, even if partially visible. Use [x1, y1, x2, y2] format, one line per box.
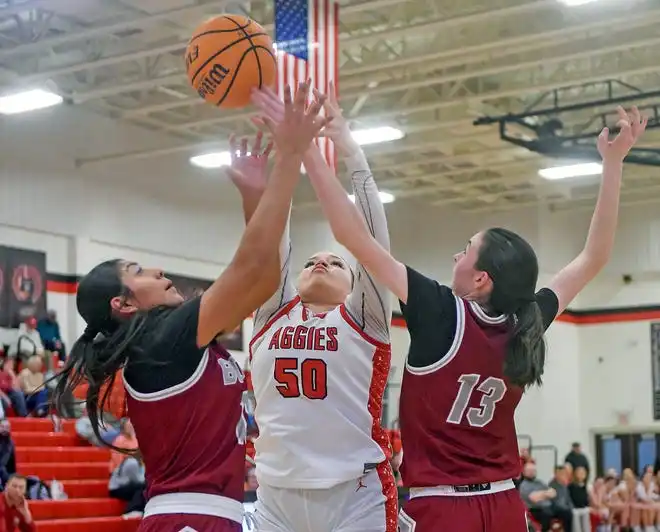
[139, 514, 242, 532]
[399, 489, 528, 532]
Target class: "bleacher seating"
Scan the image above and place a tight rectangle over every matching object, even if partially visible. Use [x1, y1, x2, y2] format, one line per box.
[8, 417, 140, 532]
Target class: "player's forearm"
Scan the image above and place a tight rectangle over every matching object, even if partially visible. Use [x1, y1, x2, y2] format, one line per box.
[303, 147, 373, 254]
[234, 155, 301, 269]
[581, 158, 623, 270]
[344, 148, 391, 252]
[239, 188, 262, 224]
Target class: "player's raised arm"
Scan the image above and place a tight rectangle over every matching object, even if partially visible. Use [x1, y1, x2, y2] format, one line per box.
[226, 131, 297, 334]
[308, 83, 392, 343]
[251, 86, 409, 307]
[543, 106, 647, 317]
[198, 82, 329, 346]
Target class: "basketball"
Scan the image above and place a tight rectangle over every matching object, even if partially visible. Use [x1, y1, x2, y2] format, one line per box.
[185, 15, 276, 109]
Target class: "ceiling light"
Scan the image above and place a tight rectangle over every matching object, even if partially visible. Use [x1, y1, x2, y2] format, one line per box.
[538, 162, 603, 180]
[351, 127, 404, 146]
[348, 191, 395, 204]
[557, 0, 598, 5]
[0, 89, 63, 115]
[190, 151, 232, 168]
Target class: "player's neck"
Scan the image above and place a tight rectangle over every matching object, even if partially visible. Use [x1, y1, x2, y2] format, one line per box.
[304, 302, 338, 314]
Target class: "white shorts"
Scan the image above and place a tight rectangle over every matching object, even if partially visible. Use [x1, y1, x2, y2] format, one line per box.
[254, 463, 397, 532]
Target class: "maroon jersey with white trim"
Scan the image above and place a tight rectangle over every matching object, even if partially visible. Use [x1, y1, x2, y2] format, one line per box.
[124, 343, 248, 501]
[400, 297, 523, 486]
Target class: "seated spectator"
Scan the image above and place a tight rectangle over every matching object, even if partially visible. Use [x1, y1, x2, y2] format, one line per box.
[568, 466, 591, 532]
[616, 468, 639, 530]
[0, 420, 16, 489]
[0, 474, 34, 532]
[37, 311, 66, 363]
[7, 318, 46, 372]
[108, 420, 144, 517]
[109, 419, 138, 471]
[75, 408, 121, 446]
[0, 360, 27, 417]
[17, 356, 48, 417]
[549, 465, 575, 532]
[519, 461, 570, 531]
[634, 467, 659, 531]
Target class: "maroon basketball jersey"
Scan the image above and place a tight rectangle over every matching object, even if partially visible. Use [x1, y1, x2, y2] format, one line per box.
[124, 343, 247, 502]
[399, 298, 523, 487]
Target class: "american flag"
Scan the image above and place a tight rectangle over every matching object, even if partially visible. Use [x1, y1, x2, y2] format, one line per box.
[274, 0, 339, 171]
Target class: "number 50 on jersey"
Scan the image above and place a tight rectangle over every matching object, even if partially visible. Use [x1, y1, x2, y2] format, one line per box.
[274, 357, 328, 400]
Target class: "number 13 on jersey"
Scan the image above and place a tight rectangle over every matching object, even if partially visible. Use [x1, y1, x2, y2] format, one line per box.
[274, 357, 328, 400]
[446, 373, 507, 428]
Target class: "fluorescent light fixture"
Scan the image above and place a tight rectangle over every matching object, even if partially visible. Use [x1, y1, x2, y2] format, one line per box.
[538, 162, 603, 180]
[190, 151, 232, 169]
[190, 126, 404, 169]
[351, 126, 404, 146]
[348, 191, 395, 204]
[0, 89, 63, 115]
[558, 0, 598, 5]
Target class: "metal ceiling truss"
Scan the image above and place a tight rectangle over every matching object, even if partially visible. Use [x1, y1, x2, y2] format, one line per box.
[1, 0, 660, 211]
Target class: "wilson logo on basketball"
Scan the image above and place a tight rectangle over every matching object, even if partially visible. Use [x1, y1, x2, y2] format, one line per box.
[197, 63, 230, 98]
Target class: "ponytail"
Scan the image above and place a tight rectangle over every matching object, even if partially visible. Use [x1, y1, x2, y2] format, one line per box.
[503, 300, 546, 389]
[52, 309, 169, 454]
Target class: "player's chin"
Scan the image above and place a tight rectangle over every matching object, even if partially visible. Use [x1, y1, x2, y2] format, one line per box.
[165, 291, 185, 306]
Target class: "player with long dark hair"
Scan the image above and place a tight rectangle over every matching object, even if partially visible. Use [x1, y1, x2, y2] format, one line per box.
[51, 83, 329, 532]
[301, 102, 646, 531]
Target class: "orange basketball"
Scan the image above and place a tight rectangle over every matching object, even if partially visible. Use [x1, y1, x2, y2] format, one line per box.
[185, 15, 276, 109]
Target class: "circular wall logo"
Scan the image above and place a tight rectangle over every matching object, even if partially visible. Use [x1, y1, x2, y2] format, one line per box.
[12, 264, 43, 303]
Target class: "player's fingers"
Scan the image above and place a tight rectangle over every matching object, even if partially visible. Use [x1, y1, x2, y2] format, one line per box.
[616, 106, 628, 124]
[240, 137, 249, 157]
[252, 130, 263, 154]
[228, 134, 238, 160]
[261, 116, 276, 135]
[262, 141, 274, 158]
[329, 80, 338, 106]
[282, 85, 293, 116]
[631, 105, 641, 125]
[250, 116, 266, 129]
[306, 99, 323, 118]
[294, 81, 310, 112]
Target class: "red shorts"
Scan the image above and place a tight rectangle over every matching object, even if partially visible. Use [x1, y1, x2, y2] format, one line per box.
[139, 514, 242, 532]
[399, 489, 528, 532]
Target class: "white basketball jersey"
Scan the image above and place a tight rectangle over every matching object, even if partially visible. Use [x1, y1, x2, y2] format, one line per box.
[249, 296, 391, 489]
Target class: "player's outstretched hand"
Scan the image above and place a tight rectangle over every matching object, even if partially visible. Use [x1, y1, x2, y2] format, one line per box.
[226, 130, 273, 193]
[597, 105, 647, 163]
[313, 81, 359, 157]
[258, 81, 331, 156]
[250, 85, 285, 126]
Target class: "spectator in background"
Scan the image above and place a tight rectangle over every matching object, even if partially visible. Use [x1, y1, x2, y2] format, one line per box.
[0, 360, 27, 417]
[634, 467, 659, 531]
[0, 474, 35, 532]
[8, 317, 45, 372]
[565, 442, 590, 479]
[568, 466, 591, 532]
[37, 310, 66, 363]
[519, 461, 567, 531]
[549, 465, 575, 531]
[0, 420, 16, 489]
[17, 356, 48, 417]
[108, 419, 143, 517]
